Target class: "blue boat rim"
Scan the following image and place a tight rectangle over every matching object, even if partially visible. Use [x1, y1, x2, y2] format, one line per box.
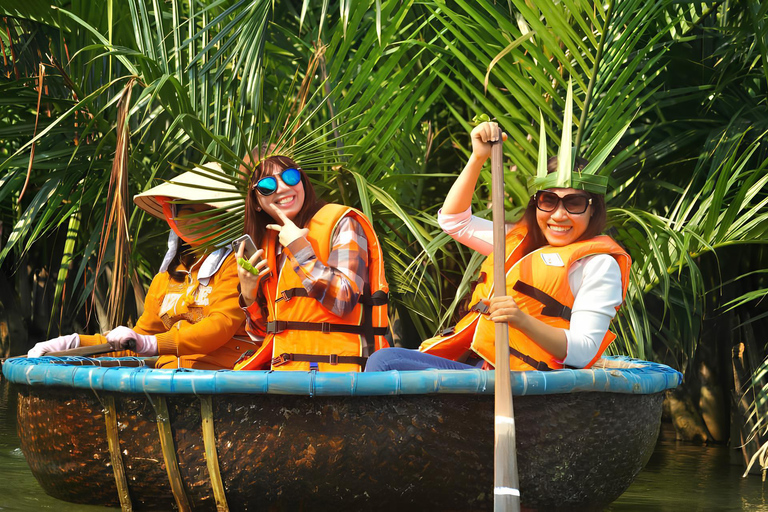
[2, 355, 682, 397]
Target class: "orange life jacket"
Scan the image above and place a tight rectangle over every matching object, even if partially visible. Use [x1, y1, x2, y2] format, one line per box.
[419, 224, 631, 371]
[234, 204, 389, 371]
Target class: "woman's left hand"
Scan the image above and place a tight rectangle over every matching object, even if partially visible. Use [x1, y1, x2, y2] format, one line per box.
[487, 295, 528, 329]
[105, 326, 159, 356]
[266, 207, 309, 247]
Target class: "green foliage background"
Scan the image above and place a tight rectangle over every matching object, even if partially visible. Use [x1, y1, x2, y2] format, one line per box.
[1, 0, 767, 471]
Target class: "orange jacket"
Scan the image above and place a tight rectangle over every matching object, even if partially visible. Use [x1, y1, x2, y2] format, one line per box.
[419, 224, 631, 370]
[81, 250, 250, 369]
[234, 204, 389, 371]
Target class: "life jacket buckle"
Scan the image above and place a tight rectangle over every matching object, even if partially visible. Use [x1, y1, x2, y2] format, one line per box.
[272, 353, 292, 367]
[469, 301, 489, 314]
[441, 326, 455, 337]
[266, 320, 287, 334]
[234, 350, 255, 366]
[276, 290, 291, 303]
[329, 353, 338, 365]
[321, 322, 331, 334]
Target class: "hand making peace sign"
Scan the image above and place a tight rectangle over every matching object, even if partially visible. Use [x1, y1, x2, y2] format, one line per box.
[266, 205, 310, 247]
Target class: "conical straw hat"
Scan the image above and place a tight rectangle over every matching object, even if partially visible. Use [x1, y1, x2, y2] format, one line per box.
[133, 163, 239, 220]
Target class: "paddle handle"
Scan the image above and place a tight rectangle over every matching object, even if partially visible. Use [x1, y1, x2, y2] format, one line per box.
[491, 126, 520, 511]
[2, 341, 137, 366]
[48, 343, 118, 357]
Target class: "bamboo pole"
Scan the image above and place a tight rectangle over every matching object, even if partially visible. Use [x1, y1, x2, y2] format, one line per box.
[491, 126, 521, 511]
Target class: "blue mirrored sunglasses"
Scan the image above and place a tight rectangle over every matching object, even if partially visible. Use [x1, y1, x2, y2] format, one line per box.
[254, 167, 302, 196]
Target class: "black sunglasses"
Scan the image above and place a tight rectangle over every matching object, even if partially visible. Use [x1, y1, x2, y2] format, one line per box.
[535, 191, 592, 214]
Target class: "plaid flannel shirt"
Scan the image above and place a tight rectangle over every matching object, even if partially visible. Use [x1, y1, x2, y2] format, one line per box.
[242, 216, 369, 339]
[285, 216, 369, 317]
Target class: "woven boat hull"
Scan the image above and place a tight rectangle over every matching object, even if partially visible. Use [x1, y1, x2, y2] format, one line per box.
[15, 387, 661, 511]
[4, 356, 681, 511]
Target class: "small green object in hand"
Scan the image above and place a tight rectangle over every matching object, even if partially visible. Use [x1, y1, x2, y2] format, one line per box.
[238, 257, 259, 276]
[471, 113, 491, 126]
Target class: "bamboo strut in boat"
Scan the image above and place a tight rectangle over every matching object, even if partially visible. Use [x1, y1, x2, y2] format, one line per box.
[154, 396, 192, 512]
[102, 394, 133, 512]
[201, 395, 229, 512]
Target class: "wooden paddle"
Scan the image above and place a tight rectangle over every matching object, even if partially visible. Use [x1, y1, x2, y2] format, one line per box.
[1, 341, 133, 367]
[47, 343, 122, 357]
[491, 126, 521, 511]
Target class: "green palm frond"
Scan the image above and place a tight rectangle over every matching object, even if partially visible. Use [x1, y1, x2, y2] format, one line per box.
[609, 131, 768, 367]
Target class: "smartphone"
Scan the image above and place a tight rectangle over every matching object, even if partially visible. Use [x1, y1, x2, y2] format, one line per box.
[231, 234, 258, 260]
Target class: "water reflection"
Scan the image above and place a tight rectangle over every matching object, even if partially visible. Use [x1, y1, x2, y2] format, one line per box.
[0, 378, 114, 511]
[609, 424, 768, 511]
[1, 377, 765, 511]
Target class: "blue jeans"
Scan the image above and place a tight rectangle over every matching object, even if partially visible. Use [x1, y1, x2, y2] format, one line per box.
[364, 347, 482, 372]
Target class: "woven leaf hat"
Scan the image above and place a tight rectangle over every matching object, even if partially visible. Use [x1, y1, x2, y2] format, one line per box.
[526, 79, 630, 196]
[133, 163, 240, 219]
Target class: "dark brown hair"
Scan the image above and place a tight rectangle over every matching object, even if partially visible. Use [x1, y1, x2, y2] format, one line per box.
[242, 151, 324, 246]
[522, 155, 607, 251]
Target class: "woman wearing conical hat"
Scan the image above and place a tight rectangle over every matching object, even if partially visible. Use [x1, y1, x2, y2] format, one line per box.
[367, 84, 631, 372]
[27, 164, 252, 369]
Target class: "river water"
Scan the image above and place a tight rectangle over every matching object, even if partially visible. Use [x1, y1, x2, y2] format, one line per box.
[1, 377, 766, 511]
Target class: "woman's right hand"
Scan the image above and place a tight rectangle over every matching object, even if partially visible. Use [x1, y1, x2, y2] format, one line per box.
[236, 242, 270, 306]
[471, 121, 507, 161]
[27, 333, 81, 358]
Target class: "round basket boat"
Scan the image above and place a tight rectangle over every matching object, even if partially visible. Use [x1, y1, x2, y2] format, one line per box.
[2, 355, 681, 511]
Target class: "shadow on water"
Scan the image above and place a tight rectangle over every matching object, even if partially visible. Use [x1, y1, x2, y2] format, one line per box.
[1, 375, 766, 511]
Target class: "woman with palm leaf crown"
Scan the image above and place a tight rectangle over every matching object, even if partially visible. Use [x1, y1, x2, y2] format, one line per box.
[28, 164, 251, 370]
[233, 146, 389, 372]
[367, 87, 632, 372]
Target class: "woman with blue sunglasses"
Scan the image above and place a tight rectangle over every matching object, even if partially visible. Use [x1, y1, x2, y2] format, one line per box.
[234, 151, 390, 372]
[366, 120, 631, 373]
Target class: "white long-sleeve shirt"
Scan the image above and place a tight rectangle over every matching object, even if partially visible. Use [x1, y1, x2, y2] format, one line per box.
[438, 208, 623, 368]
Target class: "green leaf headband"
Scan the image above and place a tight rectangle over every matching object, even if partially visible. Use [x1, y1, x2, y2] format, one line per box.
[526, 79, 630, 196]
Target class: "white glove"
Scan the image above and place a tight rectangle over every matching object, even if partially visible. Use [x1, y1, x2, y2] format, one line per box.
[27, 333, 81, 358]
[105, 326, 159, 356]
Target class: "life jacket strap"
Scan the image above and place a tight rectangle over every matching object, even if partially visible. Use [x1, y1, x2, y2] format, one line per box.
[272, 285, 388, 359]
[274, 287, 388, 306]
[364, 290, 389, 306]
[361, 283, 375, 358]
[275, 287, 307, 302]
[272, 352, 368, 368]
[512, 281, 572, 321]
[508, 345, 553, 371]
[266, 320, 387, 336]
